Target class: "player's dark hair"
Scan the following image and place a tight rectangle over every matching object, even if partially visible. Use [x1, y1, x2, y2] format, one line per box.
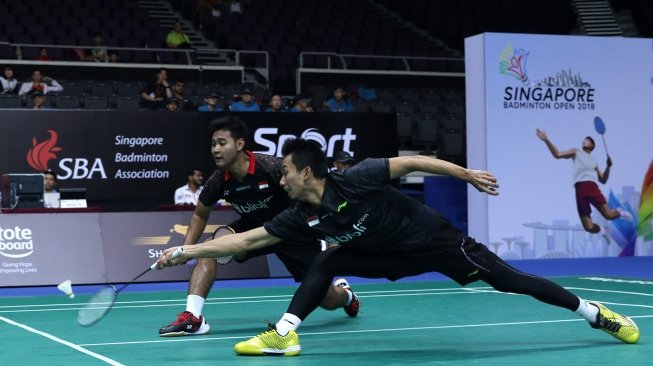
[281, 138, 328, 179]
[208, 116, 249, 143]
[585, 136, 595, 149]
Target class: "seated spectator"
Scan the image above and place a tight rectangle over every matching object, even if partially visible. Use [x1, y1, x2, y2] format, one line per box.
[198, 92, 223, 111]
[18, 69, 64, 96]
[167, 20, 191, 49]
[31, 92, 50, 110]
[140, 68, 172, 110]
[265, 94, 286, 112]
[174, 168, 204, 205]
[44, 171, 59, 192]
[165, 98, 179, 111]
[289, 95, 313, 112]
[1, 66, 19, 94]
[324, 86, 353, 112]
[332, 150, 356, 171]
[108, 51, 119, 63]
[86, 32, 108, 62]
[230, 89, 260, 112]
[35, 48, 53, 61]
[171, 79, 196, 110]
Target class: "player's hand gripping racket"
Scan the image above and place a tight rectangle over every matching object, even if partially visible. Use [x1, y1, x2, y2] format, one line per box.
[77, 249, 185, 327]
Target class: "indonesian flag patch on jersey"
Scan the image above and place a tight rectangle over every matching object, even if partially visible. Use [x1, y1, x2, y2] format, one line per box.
[258, 181, 269, 189]
[307, 216, 320, 227]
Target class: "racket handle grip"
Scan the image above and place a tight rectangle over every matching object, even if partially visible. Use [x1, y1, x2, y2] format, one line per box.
[150, 246, 185, 270]
[171, 246, 185, 259]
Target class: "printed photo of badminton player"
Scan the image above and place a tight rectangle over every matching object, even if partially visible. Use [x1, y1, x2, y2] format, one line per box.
[535, 120, 631, 240]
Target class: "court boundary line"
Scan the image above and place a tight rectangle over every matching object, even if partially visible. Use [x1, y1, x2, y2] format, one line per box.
[0, 315, 125, 365]
[78, 313, 653, 347]
[3, 284, 653, 314]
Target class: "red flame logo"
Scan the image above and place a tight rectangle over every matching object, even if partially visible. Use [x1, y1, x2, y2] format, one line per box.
[26, 130, 63, 171]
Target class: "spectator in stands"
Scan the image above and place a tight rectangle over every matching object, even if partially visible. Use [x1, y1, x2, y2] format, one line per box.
[198, 92, 223, 111]
[289, 95, 313, 112]
[165, 98, 180, 112]
[332, 150, 356, 171]
[44, 171, 59, 193]
[141, 68, 173, 110]
[171, 79, 196, 110]
[230, 89, 260, 112]
[167, 20, 192, 49]
[1, 66, 18, 94]
[108, 51, 119, 63]
[265, 94, 286, 112]
[35, 48, 53, 61]
[174, 168, 204, 205]
[31, 91, 49, 110]
[87, 32, 108, 62]
[18, 69, 64, 96]
[324, 86, 353, 112]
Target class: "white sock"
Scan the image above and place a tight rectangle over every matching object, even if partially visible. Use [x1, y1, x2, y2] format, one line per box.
[275, 313, 302, 336]
[575, 298, 599, 323]
[344, 288, 353, 306]
[186, 295, 206, 318]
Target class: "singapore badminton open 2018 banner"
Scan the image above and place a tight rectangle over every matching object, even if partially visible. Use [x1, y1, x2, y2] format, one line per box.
[466, 33, 653, 260]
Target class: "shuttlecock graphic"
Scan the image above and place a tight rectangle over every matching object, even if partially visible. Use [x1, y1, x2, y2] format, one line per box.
[57, 279, 75, 299]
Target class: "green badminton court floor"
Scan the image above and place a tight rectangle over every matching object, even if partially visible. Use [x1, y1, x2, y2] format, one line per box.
[1, 277, 652, 365]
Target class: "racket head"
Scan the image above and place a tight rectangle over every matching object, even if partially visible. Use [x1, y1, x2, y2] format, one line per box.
[77, 285, 118, 327]
[594, 116, 606, 134]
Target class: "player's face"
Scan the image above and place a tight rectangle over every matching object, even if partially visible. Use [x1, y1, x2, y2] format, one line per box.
[211, 129, 243, 169]
[280, 154, 306, 201]
[582, 138, 594, 151]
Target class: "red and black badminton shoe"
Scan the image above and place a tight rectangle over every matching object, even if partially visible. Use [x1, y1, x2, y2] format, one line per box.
[159, 311, 211, 337]
[333, 278, 360, 317]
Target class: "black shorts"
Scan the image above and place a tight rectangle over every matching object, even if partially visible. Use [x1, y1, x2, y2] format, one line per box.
[215, 219, 321, 282]
[322, 219, 499, 286]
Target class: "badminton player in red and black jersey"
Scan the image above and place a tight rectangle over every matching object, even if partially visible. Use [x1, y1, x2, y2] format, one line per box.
[158, 117, 358, 337]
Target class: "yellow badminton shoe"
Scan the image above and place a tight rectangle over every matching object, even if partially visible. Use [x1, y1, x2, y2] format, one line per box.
[234, 324, 301, 356]
[589, 302, 640, 344]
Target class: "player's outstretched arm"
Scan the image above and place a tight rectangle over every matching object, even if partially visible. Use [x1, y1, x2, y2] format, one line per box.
[388, 155, 499, 195]
[156, 226, 281, 269]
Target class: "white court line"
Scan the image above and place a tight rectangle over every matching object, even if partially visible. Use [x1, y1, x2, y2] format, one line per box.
[0, 315, 124, 365]
[0, 287, 468, 309]
[566, 287, 653, 297]
[4, 284, 653, 314]
[0, 290, 483, 314]
[79, 314, 653, 347]
[0, 287, 472, 309]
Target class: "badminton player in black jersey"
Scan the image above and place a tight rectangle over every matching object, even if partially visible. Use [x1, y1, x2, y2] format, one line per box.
[157, 138, 639, 355]
[158, 118, 359, 337]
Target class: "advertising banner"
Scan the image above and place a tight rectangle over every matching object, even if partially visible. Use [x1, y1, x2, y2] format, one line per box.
[0, 213, 106, 286]
[466, 33, 653, 259]
[0, 112, 397, 208]
[99, 210, 275, 283]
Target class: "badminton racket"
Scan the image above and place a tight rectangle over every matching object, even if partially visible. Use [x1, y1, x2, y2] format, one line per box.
[593, 116, 609, 156]
[77, 249, 184, 327]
